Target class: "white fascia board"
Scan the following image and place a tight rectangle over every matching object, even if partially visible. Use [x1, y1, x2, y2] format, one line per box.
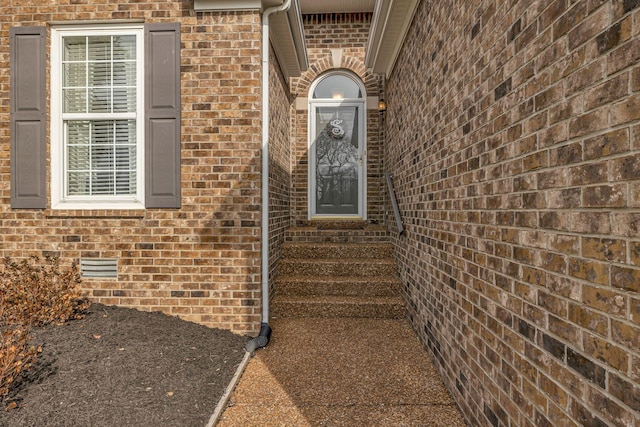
[194, 0, 282, 11]
[365, 0, 391, 70]
[270, 13, 301, 79]
[269, 0, 308, 78]
[288, 0, 309, 71]
[365, 0, 420, 77]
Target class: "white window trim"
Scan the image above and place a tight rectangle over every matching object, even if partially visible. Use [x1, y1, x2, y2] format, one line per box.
[51, 24, 145, 210]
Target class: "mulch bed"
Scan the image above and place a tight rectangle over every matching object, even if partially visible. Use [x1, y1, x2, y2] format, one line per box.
[0, 303, 247, 427]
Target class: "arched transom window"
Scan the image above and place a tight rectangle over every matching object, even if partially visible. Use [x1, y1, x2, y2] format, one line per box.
[312, 73, 363, 100]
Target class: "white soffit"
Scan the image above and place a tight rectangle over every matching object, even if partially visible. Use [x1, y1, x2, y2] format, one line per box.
[365, 0, 420, 77]
[194, 0, 285, 10]
[194, 0, 261, 10]
[270, 0, 308, 78]
[299, 0, 375, 13]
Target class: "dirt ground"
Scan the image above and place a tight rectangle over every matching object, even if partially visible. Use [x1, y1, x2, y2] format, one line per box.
[0, 303, 247, 427]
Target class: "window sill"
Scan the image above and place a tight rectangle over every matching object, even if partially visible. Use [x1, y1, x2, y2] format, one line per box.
[45, 210, 146, 219]
[46, 200, 146, 218]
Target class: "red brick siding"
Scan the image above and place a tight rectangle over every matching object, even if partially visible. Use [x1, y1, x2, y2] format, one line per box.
[386, 0, 640, 425]
[0, 2, 265, 334]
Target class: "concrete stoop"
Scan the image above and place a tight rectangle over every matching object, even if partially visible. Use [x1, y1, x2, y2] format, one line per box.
[271, 223, 405, 319]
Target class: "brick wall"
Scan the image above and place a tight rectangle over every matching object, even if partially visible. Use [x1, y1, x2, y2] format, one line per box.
[268, 47, 293, 292]
[386, 0, 640, 425]
[0, 1, 267, 334]
[291, 13, 385, 224]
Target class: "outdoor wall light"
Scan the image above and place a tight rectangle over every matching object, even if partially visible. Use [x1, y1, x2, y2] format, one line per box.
[378, 98, 387, 113]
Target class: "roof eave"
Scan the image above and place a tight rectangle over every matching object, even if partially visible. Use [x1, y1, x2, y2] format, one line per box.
[193, 0, 281, 11]
[193, 0, 308, 79]
[270, 0, 309, 79]
[365, 0, 420, 78]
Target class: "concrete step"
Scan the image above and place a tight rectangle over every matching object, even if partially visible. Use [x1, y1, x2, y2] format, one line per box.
[271, 295, 405, 319]
[281, 242, 394, 259]
[278, 258, 397, 277]
[274, 225, 403, 320]
[285, 224, 390, 244]
[275, 275, 401, 297]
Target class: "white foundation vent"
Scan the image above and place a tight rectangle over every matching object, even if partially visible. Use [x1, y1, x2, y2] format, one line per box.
[80, 258, 118, 278]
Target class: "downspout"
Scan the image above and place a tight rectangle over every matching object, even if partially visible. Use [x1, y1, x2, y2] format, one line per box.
[245, 0, 292, 353]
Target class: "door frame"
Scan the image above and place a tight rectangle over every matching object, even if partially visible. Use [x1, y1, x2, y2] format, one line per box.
[308, 72, 367, 220]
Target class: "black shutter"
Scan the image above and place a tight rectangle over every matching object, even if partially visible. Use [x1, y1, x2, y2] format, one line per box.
[10, 26, 47, 209]
[145, 23, 181, 208]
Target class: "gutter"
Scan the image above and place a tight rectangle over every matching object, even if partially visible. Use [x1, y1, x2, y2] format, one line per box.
[245, 0, 292, 353]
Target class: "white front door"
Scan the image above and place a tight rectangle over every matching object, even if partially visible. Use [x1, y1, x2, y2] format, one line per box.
[309, 102, 366, 218]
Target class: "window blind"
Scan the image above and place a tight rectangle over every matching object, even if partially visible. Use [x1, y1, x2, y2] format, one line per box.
[62, 34, 137, 197]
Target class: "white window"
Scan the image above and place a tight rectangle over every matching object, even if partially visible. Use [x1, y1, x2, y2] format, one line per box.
[51, 25, 144, 209]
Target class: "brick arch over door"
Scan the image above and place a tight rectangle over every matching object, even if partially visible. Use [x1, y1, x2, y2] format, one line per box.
[292, 55, 380, 98]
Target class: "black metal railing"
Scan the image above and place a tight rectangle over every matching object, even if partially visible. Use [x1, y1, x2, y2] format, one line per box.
[385, 172, 404, 236]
